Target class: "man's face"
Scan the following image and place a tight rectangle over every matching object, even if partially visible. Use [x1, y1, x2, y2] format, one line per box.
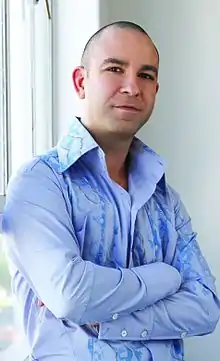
[74, 27, 159, 139]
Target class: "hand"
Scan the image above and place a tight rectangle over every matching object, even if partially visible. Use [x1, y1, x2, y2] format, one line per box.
[90, 323, 100, 332]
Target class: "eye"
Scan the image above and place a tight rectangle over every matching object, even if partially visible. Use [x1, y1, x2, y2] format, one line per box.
[106, 66, 123, 73]
[139, 73, 155, 81]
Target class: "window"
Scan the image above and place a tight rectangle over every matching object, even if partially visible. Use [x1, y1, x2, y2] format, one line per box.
[0, 0, 53, 357]
[0, 0, 9, 208]
[9, 0, 53, 175]
[0, 0, 11, 352]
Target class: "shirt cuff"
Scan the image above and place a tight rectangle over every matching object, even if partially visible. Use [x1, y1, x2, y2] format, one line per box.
[98, 307, 153, 341]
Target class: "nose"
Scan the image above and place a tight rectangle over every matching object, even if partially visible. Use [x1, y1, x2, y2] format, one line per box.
[120, 74, 140, 97]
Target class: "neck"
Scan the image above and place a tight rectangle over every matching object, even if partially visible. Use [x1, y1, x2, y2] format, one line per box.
[89, 136, 132, 189]
[80, 118, 133, 189]
[98, 134, 131, 183]
[105, 146, 130, 190]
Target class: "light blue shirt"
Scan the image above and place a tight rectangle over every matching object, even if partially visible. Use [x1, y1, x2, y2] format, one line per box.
[2, 117, 220, 361]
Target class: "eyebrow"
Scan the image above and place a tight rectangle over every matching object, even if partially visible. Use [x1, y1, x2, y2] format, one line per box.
[140, 64, 158, 76]
[101, 57, 158, 76]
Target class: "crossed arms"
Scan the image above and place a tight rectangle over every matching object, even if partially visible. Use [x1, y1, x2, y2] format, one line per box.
[2, 159, 220, 342]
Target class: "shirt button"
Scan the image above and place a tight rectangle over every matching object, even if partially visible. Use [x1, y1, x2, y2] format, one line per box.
[141, 330, 148, 338]
[121, 329, 128, 337]
[181, 331, 187, 338]
[112, 313, 119, 320]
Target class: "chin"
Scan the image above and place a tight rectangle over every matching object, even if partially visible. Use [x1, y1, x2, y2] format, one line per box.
[107, 124, 139, 139]
[117, 117, 146, 132]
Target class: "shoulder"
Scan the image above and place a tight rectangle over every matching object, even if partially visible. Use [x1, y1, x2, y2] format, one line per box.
[154, 177, 189, 225]
[155, 175, 181, 207]
[6, 148, 65, 198]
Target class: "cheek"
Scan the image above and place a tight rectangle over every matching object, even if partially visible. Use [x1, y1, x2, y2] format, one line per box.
[103, 78, 122, 102]
[143, 85, 158, 103]
[91, 79, 119, 102]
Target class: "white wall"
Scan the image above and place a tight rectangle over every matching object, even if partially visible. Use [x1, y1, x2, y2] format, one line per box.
[99, 0, 220, 360]
[54, 1, 220, 359]
[52, 0, 99, 142]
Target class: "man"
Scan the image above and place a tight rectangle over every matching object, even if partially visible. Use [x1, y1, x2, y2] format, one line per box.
[2, 21, 220, 361]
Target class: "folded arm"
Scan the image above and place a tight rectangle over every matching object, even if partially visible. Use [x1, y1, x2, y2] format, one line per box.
[2, 159, 181, 325]
[99, 187, 220, 341]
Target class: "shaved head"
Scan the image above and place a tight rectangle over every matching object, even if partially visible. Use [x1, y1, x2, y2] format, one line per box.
[81, 21, 159, 69]
[73, 20, 159, 142]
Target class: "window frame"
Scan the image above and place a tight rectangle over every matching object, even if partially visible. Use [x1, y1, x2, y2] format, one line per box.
[0, 0, 10, 212]
[0, 0, 54, 357]
[0, 0, 54, 214]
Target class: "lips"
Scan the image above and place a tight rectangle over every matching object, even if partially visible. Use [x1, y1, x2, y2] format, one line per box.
[114, 105, 141, 111]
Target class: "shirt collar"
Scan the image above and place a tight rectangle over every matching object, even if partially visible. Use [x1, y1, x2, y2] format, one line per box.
[57, 117, 99, 173]
[57, 117, 166, 194]
[129, 137, 166, 196]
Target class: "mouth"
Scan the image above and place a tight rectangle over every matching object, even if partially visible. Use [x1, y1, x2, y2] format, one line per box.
[113, 105, 141, 113]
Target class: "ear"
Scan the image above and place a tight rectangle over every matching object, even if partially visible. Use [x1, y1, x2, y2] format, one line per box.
[72, 66, 86, 99]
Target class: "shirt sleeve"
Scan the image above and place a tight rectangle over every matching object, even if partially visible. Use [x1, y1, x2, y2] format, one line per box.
[99, 187, 220, 341]
[2, 159, 181, 326]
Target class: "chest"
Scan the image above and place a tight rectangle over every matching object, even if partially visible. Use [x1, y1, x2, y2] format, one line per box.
[65, 173, 178, 268]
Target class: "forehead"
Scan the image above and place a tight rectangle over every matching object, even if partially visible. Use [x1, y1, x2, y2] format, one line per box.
[90, 27, 159, 67]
